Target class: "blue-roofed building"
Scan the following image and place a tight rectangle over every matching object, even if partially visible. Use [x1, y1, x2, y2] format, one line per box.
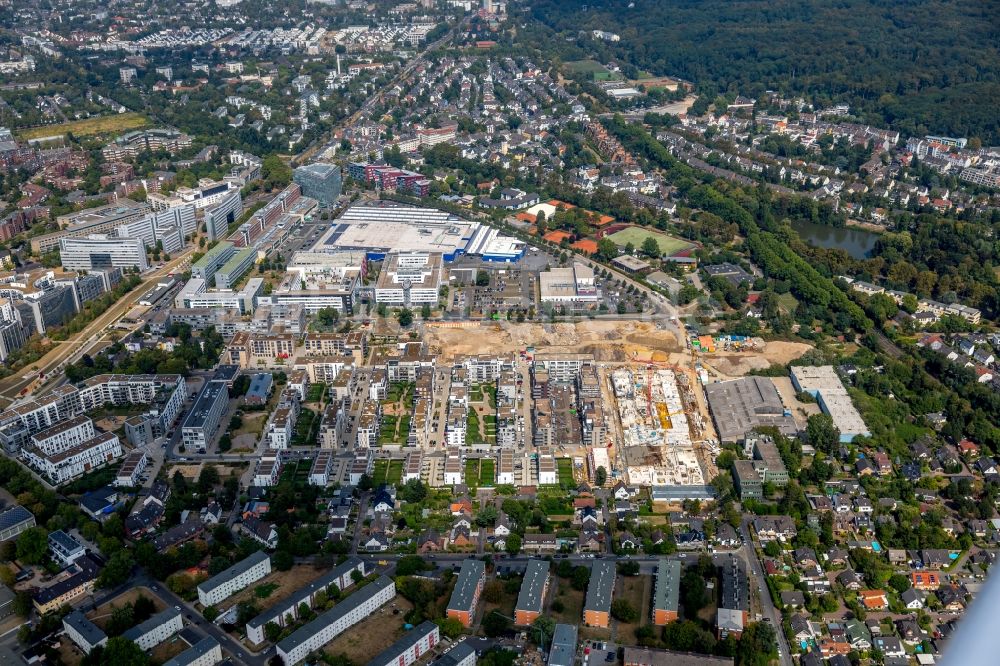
[245, 373, 273, 406]
[79, 486, 124, 522]
[0, 504, 35, 541]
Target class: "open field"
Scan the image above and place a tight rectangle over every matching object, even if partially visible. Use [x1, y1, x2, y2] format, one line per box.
[615, 575, 652, 644]
[16, 112, 150, 140]
[566, 60, 613, 77]
[605, 227, 693, 256]
[323, 596, 413, 663]
[704, 340, 814, 377]
[628, 75, 680, 91]
[424, 321, 681, 363]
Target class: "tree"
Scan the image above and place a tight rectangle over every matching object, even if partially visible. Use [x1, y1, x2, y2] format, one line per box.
[100, 637, 150, 666]
[396, 555, 429, 576]
[399, 479, 427, 503]
[482, 610, 511, 637]
[889, 573, 911, 593]
[483, 580, 504, 603]
[397, 308, 414, 327]
[264, 621, 283, 642]
[505, 533, 522, 555]
[12, 591, 32, 617]
[436, 617, 465, 639]
[611, 599, 638, 622]
[98, 549, 135, 588]
[15, 527, 48, 564]
[571, 565, 591, 591]
[597, 237, 618, 260]
[476, 270, 490, 286]
[273, 550, 294, 571]
[532, 615, 556, 647]
[806, 413, 840, 454]
[421, 303, 432, 319]
[736, 622, 777, 666]
[595, 466, 608, 486]
[618, 561, 640, 576]
[641, 237, 660, 258]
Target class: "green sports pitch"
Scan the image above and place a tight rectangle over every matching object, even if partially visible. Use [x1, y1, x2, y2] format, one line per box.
[605, 227, 693, 256]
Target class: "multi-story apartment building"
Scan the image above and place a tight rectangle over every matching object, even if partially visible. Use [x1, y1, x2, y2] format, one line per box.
[34, 554, 100, 614]
[356, 401, 381, 448]
[583, 561, 616, 628]
[22, 432, 123, 485]
[63, 611, 107, 653]
[29, 415, 95, 456]
[309, 450, 334, 486]
[102, 128, 192, 161]
[162, 636, 222, 666]
[514, 560, 550, 626]
[267, 404, 298, 450]
[369, 621, 439, 666]
[181, 380, 228, 452]
[652, 559, 681, 625]
[446, 560, 485, 628]
[318, 399, 348, 449]
[276, 576, 395, 666]
[122, 608, 183, 650]
[197, 551, 272, 607]
[253, 456, 281, 487]
[246, 558, 365, 644]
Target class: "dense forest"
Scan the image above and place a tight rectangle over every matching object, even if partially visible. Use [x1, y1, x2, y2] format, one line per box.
[530, 0, 1000, 143]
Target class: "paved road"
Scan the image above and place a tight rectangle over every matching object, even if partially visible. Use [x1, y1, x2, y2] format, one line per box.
[741, 518, 792, 666]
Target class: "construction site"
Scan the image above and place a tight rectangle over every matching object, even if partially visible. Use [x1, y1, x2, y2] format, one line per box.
[609, 366, 708, 487]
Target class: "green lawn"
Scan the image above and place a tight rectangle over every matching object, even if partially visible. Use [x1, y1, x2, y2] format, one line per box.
[605, 227, 693, 256]
[479, 460, 495, 486]
[556, 458, 575, 488]
[386, 460, 403, 485]
[465, 459, 480, 490]
[566, 59, 613, 78]
[372, 459, 389, 483]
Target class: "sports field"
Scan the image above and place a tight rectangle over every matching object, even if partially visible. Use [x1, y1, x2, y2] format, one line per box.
[16, 112, 149, 140]
[566, 60, 614, 77]
[605, 227, 693, 255]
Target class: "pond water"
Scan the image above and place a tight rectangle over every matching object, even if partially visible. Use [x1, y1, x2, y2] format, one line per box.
[790, 219, 880, 259]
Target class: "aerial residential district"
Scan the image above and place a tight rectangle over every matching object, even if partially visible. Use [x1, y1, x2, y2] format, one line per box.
[0, 1, 998, 666]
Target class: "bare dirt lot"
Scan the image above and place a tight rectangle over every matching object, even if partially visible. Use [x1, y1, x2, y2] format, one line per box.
[703, 341, 813, 377]
[225, 565, 325, 615]
[424, 321, 681, 362]
[323, 596, 413, 663]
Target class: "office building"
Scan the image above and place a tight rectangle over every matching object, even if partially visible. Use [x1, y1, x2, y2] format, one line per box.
[294, 163, 342, 207]
[163, 636, 222, 666]
[732, 460, 762, 500]
[583, 561, 615, 627]
[31, 199, 151, 254]
[60, 235, 149, 272]
[652, 559, 681, 625]
[514, 559, 550, 625]
[0, 504, 35, 541]
[549, 624, 578, 666]
[174, 277, 263, 315]
[214, 247, 256, 289]
[369, 621, 439, 666]
[181, 381, 228, 453]
[374, 252, 444, 306]
[539, 263, 600, 304]
[446, 559, 485, 628]
[204, 191, 244, 242]
[197, 551, 271, 607]
[190, 242, 237, 286]
[63, 610, 108, 653]
[275, 575, 395, 666]
[122, 607, 183, 650]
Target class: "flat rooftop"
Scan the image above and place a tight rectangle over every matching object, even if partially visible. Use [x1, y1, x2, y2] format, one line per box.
[315, 204, 476, 256]
[182, 381, 228, 431]
[704, 376, 798, 442]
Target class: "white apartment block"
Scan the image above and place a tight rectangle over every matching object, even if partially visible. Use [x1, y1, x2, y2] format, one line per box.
[443, 448, 463, 486]
[62, 611, 107, 654]
[122, 608, 183, 651]
[30, 415, 95, 455]
[22, 432, 123, 485]
[197, 551, 271, 607]
[253, 456, 281, 487]
[162, 636, 222, 666]
[370, 621, 440, 666]
[267, 406, 296, 449]
[276, 576, 395, 666]
[496, 450, 515, 484]
[309, 450, 334, 486]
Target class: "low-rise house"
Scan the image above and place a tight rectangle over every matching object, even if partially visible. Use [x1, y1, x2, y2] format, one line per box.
[859, 589, 888, 609]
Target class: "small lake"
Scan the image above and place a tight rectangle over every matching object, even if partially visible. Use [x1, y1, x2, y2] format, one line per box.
[790, 219, 880, 259]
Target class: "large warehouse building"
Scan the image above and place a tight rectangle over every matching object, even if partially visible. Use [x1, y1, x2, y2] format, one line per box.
[704, 376, 798, 442]
[790, 366, 870, 442]
[313, 202, 524, 262]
